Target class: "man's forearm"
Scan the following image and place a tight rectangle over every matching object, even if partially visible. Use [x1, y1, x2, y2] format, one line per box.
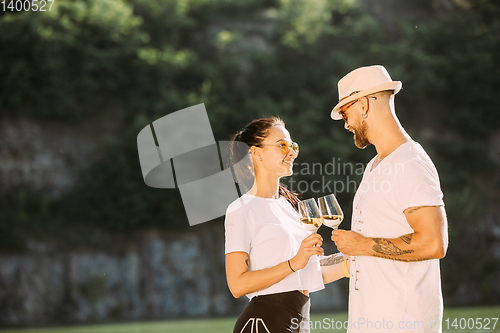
[319, 252, 346, 266]
[371, 234, 428, 262]
[363, 233, 442, 261]
[332, 206, 448, 261]
[320, 253, 349, 284]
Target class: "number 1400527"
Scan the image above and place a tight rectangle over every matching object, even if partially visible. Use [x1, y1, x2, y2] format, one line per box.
[1, 0, 54, 12]
[444, 317, 498, 330]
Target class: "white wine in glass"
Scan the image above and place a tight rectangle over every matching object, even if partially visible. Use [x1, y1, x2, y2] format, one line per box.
[298, 199, 323, 233]
[318, 194, 344, 230]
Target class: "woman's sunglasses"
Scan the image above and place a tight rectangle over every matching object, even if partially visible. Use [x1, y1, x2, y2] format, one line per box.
[256, 140, 299, 156]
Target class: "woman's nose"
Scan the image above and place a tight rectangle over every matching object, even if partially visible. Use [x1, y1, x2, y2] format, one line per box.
[287, 146, 298, 158]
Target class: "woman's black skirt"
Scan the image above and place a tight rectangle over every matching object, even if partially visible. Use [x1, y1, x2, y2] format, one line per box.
[233, 290, 310, 333]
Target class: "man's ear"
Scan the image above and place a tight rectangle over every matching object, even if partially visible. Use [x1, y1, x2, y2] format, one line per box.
[358, 96, 370, 112]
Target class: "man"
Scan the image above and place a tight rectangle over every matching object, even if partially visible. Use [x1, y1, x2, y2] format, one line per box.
[330, 65, 448, 333]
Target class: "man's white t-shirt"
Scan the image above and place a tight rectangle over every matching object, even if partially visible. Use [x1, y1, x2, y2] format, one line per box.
[348, 141, 445, 333]
[225, 194, 325, 300]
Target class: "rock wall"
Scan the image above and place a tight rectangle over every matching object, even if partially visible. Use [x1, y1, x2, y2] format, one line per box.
[0, 225, 345, 327]
[0, 110, 125, 201]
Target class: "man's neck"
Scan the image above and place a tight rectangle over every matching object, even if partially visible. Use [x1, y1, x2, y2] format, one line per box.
[367, 102, 412, 164]
[371, 124, 412, 165]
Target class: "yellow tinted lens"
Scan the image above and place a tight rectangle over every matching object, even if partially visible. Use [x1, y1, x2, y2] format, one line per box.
[339, 111, 347, 122]
[280, 142, 289, 154]
[279, 141, 299, 155]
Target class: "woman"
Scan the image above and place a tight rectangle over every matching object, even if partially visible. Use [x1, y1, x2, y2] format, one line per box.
[225, 117, 349, 333]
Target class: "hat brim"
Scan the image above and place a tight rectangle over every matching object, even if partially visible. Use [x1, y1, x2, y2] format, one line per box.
[330, 81, 402, 120]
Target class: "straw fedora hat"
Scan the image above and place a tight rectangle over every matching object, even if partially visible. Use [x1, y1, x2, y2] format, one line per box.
[330, 65, 402, 120]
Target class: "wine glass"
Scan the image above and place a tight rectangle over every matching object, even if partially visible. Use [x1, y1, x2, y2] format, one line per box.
[317, 194, 344, 230]
[298, 198, 323, 233]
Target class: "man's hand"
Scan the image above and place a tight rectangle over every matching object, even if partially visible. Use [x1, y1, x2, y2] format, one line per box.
[331, 230, 370, 256]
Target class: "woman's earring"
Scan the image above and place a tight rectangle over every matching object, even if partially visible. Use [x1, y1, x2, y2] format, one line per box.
[361, 113, 368, 119]
[259, 157, 262, 161]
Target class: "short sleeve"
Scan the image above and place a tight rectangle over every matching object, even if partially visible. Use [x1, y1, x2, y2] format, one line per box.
[392, 159, 444, 213]
[224, 203, 252, 254]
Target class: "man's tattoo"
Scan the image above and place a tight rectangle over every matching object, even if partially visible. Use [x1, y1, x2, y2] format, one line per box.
[372, 238, 414, 256]
[400, 233, 413, 245]
[406, 206, 425, 214]
[245, 256, 249, 267]
[320, 253, 344, 266]
[373, 254, 429, 262]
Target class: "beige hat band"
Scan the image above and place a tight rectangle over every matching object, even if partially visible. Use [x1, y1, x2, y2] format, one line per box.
[338, 90, 361, 103]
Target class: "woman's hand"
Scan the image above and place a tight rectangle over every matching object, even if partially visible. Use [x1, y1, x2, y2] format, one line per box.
[290, 233, 324, 271]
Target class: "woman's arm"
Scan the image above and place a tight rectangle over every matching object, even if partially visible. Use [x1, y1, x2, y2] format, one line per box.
[226, 233, 324, 299]
[320, 253, 350, 284]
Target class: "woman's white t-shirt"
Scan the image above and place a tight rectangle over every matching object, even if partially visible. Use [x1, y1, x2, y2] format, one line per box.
[225, 194, 325, 300]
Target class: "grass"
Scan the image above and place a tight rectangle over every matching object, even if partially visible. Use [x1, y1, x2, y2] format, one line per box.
[0, 306, 498, 333]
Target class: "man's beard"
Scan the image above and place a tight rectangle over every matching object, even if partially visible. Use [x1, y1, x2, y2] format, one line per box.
[353, 120, 370, 149]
